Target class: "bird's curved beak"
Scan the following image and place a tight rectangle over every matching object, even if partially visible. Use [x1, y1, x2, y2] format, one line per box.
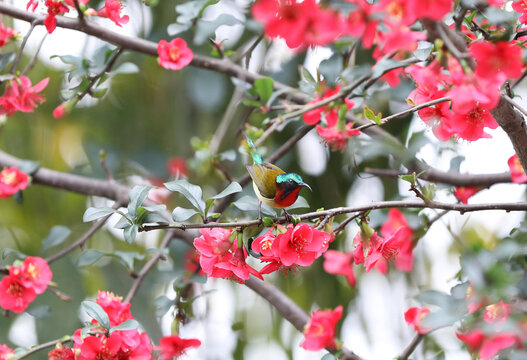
[299, 182, 312, 191]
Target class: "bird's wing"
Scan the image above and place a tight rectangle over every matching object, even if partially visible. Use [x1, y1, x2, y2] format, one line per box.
[246, 162, 285, 199]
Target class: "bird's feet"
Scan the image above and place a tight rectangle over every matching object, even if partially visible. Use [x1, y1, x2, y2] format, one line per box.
[282, 209, 293, 223]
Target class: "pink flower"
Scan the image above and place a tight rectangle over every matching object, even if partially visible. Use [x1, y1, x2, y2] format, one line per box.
[483, 301, 511, 324]
[53, 103, 67, 118]
[0, 344, 14, 360]
[404, 306, 431, 334]
[77, 333, 122, 360]
[26, 0, 39, 11]
[323, 250, 355, 287]
[380, 209, 414, 272]
[359, 228, 407, 273]
[0, 166, 29, 198]
[96, 291, 133, 327]
[508, 154, 527, 183]
[184, 248, 205, 276]
[470, 41, 524, 83]
[97, 0, 129, 27]
[157, 335, 201, 359]
[0, 76, 49, 116]
[166, 157, 187, 178]
[442, 105, 498, 141]
[273, 223, 331, 267]
[0, 23, 17, 48]
[301, 305, 343, 351]
[157, 38, 193, 71]
[403, 0, 453, 21]
[0, 269, 37, 313]
[251, 228, 276, 257]
[454, 186, 481, 204]
[44, 0, 69, 34]
[457, 330, 520, 360]
[316, 123, 360, 152]
[19, 256, 52, 294]
[48, 345, 75, 360]
[303, 85, 352, 126]
[513, 0, 527, 24]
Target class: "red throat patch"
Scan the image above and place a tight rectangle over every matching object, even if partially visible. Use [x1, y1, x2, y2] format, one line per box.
[274, 187, 302, 208]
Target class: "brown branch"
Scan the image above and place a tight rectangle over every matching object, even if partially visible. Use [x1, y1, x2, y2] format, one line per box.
[399, 334, 424, 360]
[10, 19, 39, 74]
[364, 168, 512, 187]
[17, 338, 73, 360]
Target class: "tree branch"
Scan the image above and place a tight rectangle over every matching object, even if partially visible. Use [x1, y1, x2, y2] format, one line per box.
[398, 334, 424, 360]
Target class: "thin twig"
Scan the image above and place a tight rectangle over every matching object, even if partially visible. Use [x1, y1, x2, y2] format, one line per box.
[399, 334, 424, 360]
[502, 95, 527, 117]
[333, 213, 361, 237]
[10, 20, 39, 74]
[72, 0, 84, 20]
[22, 33, 47, 75]
[17, 338, 73, 360]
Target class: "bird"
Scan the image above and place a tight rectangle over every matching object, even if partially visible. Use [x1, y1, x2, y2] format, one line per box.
[244, 137, 311, 222]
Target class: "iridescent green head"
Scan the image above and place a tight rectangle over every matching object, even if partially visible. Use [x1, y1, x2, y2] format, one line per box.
[276, 173, 312, 191]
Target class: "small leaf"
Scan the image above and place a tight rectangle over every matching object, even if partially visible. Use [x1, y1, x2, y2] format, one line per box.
[90, 88, 108, 98]
[364, 106, 376, 121]
[111, 251, 144, 270]
[143, 213, 168, 224]
[18, 160, 40, 175]
[41, 225, 71, 253]
[155, 295, 174, 316]
[164, 180, 206, 215]
[110, 319, 139, 333]
[253, 78, 274, 104]
[124, 225, 139, 244]
[76, 249, 104, 267]
[0, 52, 15, 72]
[128, 185, 155, 218]
[167, 23, 190, 36]
[262, 217, 274, 227]
[143, 204, 166, 212]
[399, 174, 416, 185]
[83, 207, 116, 222]
[172, 207, 200, 222]
[242, 99, 263, 108]
[82, 301, 110, 330]
[232, 195, 276, 216]
[211, 182, 242, 200]
[413, 41, 433, 61]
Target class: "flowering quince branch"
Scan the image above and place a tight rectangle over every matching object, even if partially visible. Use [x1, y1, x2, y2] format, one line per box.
[398, 334, 425, 360]
[502, 94, 527, 117]
[16, 337, 74, 360]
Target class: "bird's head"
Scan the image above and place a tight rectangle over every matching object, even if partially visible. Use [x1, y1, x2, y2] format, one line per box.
[274, 173, 311, 206]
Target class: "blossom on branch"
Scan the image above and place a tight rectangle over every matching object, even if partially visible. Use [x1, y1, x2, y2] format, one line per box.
[97, 0, 129, 27]
[0, 344, 14, 360]
[48, 345, 75, 360]
[454, 186, 481, 204]
[0, 76, 49, 116]
[95, 291, 133, 327]
[456, 330, 521, 360]
[44, 0, 69, 33]
[0, 23, 17, 48]
[19, 256, 53, 294]
[404, 306, 431, 334]
[157, 38, 193, 71]
[0, 166, 29, 198]
[508, 154, 527, 183]
[301, 305, 343, 351]
[323, 250, 356, 287]
[157, 335, 201, 359]
[0, 267, 37, 313]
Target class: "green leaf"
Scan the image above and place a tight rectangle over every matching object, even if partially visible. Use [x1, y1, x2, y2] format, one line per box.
[18, 160, 40, 175]
[413, 41, 433, 61]
[211, 182, 242, 200]
[155, 295, 174, 316]
[399, 174, 416, 185]
[124, 224, 139, 244]
[113, 62, 139, 75]
[111, 251, 144, 270]
[76, 249, 104, 267]
[321, 354, 337, 360]
[319, 53, 342, 85]
[143, 213, 168, 224]
[110, 319, 139, 333]
[83, 207, 116, 222]
[484, 7, 519, 24]
[26, 305, 51, 319]
[263, 217, 274, 227]
[0, 52, 15, 72]
[82, 301, 111, 330]
[167, 23, 190, 36]
[128, 185, 155, 218]
[172, 207, 200, 221]
[143, 204, 166, 212]
[232, 195, 276, 216]
[90, 88, 108, 98]
[364, 106, 376, 121]
[164, 180, 206, 215]
[175, 0, 218, 25]
[253, 78, 274, 104]
[372, 59, 405, 79]
[41, 225, 71, 253]
[242, 99, 263, 108]
[195, 14, 242, 45]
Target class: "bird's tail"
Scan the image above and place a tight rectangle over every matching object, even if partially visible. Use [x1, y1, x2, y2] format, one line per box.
[242, 131, 263, 164]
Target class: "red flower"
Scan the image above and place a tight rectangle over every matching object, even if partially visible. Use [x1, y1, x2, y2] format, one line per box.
[251, 228, 276, 257]
[380, 209, 414, 272]
[252, 0, 343, 49]
[316, 123, 360, 152]
[404, 306, 431, 334]
[454, 186, 481, 204]
[403, 0, 453, 21]
[53, 103, 67, 118]
[0, 76, 49, 116]
[301, 305, 343, 351]
[443, 105, 498, 141]
[470, 41, 524, 83]
[44, 0, 69, 34]
[0, 344, 14, 360]
[360, 228, 408, 273]
[273, 223, 331, 267]
[19, 256, 53, 294]
[166, 157, 187, 178]
[157, 335, 201, 359]
[48, 345, 75, 360]
[77, 333, 122, 360]
[96, 291, 133, 327]
[456, 330, 520, 360]
[303, 85, 353, 126]
[513, 0, 527, 24]
[26, 0, 39, 11]
[0, 166, 29, 198]
[323, 250, 355, 287]
[0, 23, 17, 48]
[0, 268, 37, 313]
[184, 248, 205, 276]
[157, 38, 193, 71]
[508, 154, 527, 183]
[97, 0, 129, 27]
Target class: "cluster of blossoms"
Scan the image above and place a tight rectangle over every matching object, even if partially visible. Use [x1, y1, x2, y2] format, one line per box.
[26, 0, 128, 33]
[406, 295, 524, 360]
[302, 84, 360, 152]
[0, 75, 49, 117]
[407, 39, 524, 141]
[0, 166, 29, 198]
[47, 291, 201, 360]
[301, 305, 343, 351]
[323, 209, 414, 286]
[0, 256, 52, 313]
[0, 23, 17, 48]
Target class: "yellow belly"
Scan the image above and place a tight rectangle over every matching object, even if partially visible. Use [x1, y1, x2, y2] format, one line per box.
[252, 181, 286, 209]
